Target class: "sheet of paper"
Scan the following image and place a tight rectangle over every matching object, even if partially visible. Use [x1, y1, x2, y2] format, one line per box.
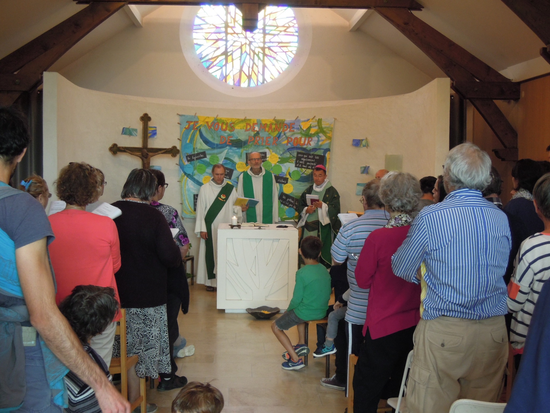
[338, 213, 358, 225]
[91, 202, 122, 219]
[48, 200, 66, 216]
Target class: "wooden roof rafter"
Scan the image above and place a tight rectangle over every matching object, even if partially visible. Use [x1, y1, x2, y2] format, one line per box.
[0, 2, 125, 107]
[375, 7, 520, 161]
[501, 0, 550, 65]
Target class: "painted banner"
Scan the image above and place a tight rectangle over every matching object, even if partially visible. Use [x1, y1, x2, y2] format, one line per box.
[179, 115, 334, 220]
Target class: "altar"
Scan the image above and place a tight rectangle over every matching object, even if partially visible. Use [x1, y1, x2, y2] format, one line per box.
[216, 224, 299, 312]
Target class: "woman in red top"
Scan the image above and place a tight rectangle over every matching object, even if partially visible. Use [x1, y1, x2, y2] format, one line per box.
[352, 172, 422, 413]
[49, 162, 121, 367]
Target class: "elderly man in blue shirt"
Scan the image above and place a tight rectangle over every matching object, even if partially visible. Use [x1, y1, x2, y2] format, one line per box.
[392, 143, 510, 413]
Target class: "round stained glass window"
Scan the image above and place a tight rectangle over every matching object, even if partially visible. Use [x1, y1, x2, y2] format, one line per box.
[192, 6, 299, 88]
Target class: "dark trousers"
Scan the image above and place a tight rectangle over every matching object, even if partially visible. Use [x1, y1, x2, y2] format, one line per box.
[334, 320, 364, 383]
[160, 292, 181, 379]
[353, 326, 415, 413]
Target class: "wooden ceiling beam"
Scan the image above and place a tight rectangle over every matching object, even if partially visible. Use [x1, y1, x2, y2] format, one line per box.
[74, 0, 424, 10]
[501, 0, 550, 46]
[375, 7, 518, 161]
[453, 81, 520, 100]
[0, 2, 125, 107]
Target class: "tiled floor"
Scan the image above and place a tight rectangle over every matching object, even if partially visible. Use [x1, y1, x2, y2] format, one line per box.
[147, 283, 348, 413]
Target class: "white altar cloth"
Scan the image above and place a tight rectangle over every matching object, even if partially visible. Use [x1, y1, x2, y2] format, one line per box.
[216, 224, 299, 312]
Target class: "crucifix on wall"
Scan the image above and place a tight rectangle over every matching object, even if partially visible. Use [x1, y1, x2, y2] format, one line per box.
[109, 113, 180, 169]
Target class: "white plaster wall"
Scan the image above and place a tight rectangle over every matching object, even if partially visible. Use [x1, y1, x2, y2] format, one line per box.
[59, 7, 432, 103]
[43, 73, 449, 266]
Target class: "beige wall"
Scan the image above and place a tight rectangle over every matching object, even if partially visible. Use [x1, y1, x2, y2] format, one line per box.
[43, 73, 449, 258]
[59, 7, 432, 104]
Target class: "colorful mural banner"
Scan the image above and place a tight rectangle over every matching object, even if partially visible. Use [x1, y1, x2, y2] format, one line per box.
[179, 115, 334, 220]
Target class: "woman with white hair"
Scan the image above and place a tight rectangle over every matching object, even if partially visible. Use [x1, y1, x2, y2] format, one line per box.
[352, 171, 422, 413]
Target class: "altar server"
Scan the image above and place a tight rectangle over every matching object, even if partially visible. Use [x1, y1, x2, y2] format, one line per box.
[195, 164, 238, 290]
[237, 151, 279, 224]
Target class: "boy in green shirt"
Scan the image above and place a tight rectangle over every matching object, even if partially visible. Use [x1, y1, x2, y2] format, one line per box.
[271, 236, 332, 370]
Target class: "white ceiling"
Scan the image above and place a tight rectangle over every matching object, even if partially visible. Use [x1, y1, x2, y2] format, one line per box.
[0, 0, 547, 81]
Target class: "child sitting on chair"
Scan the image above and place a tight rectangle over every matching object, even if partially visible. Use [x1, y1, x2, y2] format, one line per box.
[271, 236, 332, 370]
[172, 382, 224, 413]
[59, 285, 118, 413]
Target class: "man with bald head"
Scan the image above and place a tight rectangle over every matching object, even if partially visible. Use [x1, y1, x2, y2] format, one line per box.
[237, 152, 279, 224]
[195, 164, 238, 290]
[374, 169, 389, 180]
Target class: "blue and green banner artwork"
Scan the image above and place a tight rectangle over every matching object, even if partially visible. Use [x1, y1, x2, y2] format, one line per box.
[179, 115, 334, 220]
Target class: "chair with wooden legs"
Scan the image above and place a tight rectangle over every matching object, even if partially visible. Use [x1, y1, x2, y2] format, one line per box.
[303, 320, 331, 377]
[109, 309, 147, 411]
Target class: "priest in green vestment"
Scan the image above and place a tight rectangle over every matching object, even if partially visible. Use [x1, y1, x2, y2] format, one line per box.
[195, 164, 238, 289]
[237, 152, 279, 224]
[297, 165, 341, 267]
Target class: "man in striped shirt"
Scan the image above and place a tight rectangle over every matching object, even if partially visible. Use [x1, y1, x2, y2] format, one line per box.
[392, 143, 510, 413]
[321, 180, 389, 390]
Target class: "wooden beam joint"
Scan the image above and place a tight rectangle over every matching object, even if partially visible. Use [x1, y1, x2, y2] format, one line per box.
[453, 81, 520, 100]
[493, 147, 518, 162]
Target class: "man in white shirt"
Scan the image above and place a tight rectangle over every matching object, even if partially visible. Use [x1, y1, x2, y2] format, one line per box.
[237, 152, 279, 224]
[195, 164, 238, 290]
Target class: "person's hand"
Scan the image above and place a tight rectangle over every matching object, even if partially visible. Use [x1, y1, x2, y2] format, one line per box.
[241, 204, 249, 212]
[313, 201, 323, 209]
[95, 383, 131, 413]
[334, 301, 343, 310]
[200, 231, 208, 240]
[306, 205, 316, 214]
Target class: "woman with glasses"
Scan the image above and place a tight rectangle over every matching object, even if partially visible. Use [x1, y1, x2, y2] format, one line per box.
[48, 162, 121, 367]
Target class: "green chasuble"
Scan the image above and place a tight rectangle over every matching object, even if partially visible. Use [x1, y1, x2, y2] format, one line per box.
[242, 171, 273, 224]
[299, 183, 341, 267]
[204, 183, 234, 279]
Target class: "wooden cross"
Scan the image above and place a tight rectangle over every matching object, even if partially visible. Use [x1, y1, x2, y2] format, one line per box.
[109, 113, 180, 169]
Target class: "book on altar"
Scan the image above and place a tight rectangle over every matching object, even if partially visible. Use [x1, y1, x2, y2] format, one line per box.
[338, 213, 358, 225]
[90, 202, 122, 219]
[306, 194, 319, 206]
[234, 197, 259, 208]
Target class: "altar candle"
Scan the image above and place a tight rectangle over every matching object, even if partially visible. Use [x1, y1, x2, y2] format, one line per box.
[231, 215, 238, 226]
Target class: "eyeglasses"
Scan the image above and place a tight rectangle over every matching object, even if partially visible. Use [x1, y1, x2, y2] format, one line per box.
[103, 181, 107, 186]
[249, 158, 262, 161]
[359, 196, 365, 204]
[162, 183, 169, 188]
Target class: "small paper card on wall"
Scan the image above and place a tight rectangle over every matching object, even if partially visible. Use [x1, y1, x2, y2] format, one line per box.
[186, 152, 207, 163]
[356, 183, 366, 196]
[148, 126, 157, 139]
[121, 127, 138, 136]
[224, 167, 234, 180]
[360, 166, 370, 174]
[294, 152, 325, 169]
[274, 175, 289, 185]
[352, 139, 361, 147]
[385, 154, 403, 172]
[279, 193, 299, 210]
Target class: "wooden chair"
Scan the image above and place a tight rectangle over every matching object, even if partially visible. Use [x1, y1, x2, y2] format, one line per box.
[183, 255, 195, 285]
[303, 320, 331, 377]
[109, 309, 146, 411]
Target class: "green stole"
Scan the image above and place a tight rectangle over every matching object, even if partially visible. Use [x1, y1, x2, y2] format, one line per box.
[242, 170, 273, 224]
[303, 183, 332, 267]
[204, 183, 234, 279]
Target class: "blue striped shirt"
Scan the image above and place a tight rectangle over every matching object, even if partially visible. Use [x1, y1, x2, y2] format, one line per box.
[331, 209, 390, 324]
[392, 188, 510, 321]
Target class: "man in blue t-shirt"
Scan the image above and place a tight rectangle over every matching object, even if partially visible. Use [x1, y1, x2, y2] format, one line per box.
[0, 107, 129, 413]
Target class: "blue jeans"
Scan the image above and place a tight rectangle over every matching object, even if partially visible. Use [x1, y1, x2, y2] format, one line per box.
[13, 339, 63, 413]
